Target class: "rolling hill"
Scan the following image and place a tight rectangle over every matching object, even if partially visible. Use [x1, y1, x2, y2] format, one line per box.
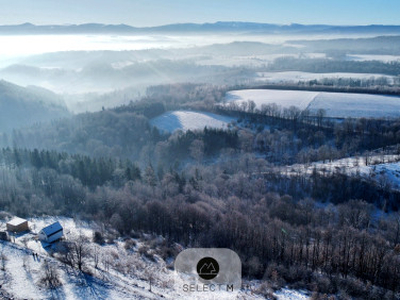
[0, 80, 70, 133]
[225, 89, 400, 118]
[150, 110, 235, 133]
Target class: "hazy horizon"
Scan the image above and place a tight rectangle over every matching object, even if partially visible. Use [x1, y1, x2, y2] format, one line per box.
[1, 0, 400, 27]
[0, 21, 400, 27]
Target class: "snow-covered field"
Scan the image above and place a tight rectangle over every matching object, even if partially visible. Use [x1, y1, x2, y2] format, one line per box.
[256, 71, 395, 84]
[225, 89, 318, 110]
[150, 110, 236, 133]
[225, 89, 400, 118]
[310, 92, 400, 118]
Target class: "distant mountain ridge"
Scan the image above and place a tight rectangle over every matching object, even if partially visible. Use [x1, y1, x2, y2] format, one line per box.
[0, 22, 399, 35]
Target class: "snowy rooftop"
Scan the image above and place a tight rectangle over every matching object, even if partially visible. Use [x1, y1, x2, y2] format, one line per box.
[40, 221, 62, 236]
[6, 217, 27, 226]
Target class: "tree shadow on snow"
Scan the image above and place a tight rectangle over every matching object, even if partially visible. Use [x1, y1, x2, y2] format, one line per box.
[69, 269, 112, 300]
[47, 286, 67, 300]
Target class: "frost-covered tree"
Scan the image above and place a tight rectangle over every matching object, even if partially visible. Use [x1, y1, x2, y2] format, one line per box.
[40, 260, 61, 288]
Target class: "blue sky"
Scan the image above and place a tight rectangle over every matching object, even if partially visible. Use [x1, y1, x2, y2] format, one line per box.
[1, 0, 399, 26]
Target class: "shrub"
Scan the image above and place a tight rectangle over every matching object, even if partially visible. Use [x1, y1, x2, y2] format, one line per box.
[124, 238, 137, 250]
[93, 231, 105, 245]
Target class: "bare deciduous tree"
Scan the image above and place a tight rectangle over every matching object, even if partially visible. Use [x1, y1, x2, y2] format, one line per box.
[40, 259, 61, 288]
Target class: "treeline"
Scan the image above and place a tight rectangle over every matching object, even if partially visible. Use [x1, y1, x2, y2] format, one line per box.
[268, 57, 400, 77]
[301, 76, 395, 89]
[1, 109, 159, 161]
[156, 128, 239, 163]
[112, 83, 227, 117]
[250, 82, 400, 96]
[113, 101, 166, 119]
[217, 99, 400, 164]
[143, 83, 227, 110]
[0, 147, 141, 198]
[263, 167, 400, 211]
[2, 116, 239, 169]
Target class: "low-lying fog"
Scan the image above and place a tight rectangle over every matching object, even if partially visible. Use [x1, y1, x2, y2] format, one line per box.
[0, 29, 399, 113]
[0, 33, 299, 68]
[0, 32, 373, 60]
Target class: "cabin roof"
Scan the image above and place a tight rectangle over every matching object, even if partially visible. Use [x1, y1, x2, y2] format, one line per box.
[7, 217, 27, 227]
[41, 221, 63, 237]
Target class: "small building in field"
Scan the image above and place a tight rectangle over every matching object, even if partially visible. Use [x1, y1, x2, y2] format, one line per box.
[39, 221, 63, 243]
[6, 217, 29, 233]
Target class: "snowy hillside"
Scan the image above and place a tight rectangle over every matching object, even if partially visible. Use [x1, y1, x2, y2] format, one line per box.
[0, 217, 169, 299]
[225, 89, 400, 118]
[0, 216, 307, 299]
[150, 110, 236, 133]
[310, 92, 400, 118]
[278, 153, 400, 191]
[359, 162, 400, 190]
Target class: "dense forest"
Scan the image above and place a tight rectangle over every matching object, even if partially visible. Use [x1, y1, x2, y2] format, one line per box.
[0, 147, 400, 298]
[1, 83, 400, 298]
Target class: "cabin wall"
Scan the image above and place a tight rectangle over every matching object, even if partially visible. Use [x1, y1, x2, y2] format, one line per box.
[47, 230, 63, 243]
[6, 221, 29, 233]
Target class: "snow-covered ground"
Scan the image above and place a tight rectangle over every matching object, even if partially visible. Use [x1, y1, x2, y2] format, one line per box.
[225, 89, 400, 118]
[346, 54, 400, 63]
[280, 153, 400, 191]
[150, 110, 236, 133]
[0, 216, 307, 299]
[225, 89, 318, 110]
[0, 241, 152, 299]
[358, 162, 400, 190]
[0, 217, 165, 300]
[255, 71, 395, 84]
[275, 288, 310, 300]
[310, 92, 400, 118]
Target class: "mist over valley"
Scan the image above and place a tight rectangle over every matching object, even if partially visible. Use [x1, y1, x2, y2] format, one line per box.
[1, 19, 400, 299]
